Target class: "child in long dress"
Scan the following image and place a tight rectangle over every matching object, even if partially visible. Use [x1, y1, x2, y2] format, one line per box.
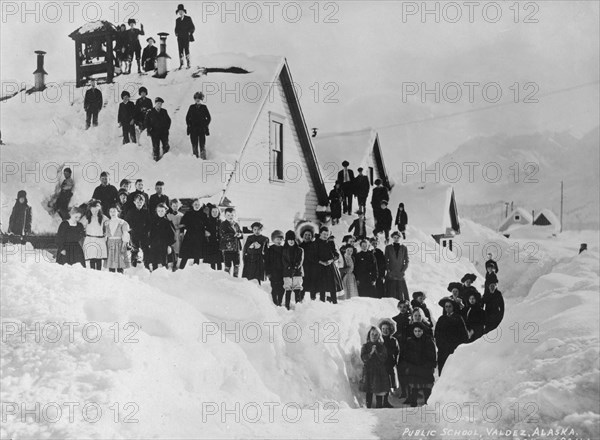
[167, 198, 184, 271]
[340, 245, 359, 298]
[82, 200, 108, 270]
[104, 206, 130, 273]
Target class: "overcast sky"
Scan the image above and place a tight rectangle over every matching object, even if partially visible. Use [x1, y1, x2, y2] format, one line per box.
[1, 1, 598, 162]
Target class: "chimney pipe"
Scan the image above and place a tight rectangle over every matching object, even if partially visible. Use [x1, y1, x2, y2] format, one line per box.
[156, 33, 171, 78]
[311, 128, 318, 138]
[33, 50, 47, 91]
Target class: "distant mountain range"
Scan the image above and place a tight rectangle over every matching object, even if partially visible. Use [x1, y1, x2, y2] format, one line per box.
[395, 127, 599, 230]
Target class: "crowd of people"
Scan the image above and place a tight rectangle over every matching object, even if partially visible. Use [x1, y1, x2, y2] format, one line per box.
[360, 261, 505, 408]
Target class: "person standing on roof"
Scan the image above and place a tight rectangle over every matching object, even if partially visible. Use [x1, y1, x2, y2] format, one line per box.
[126, 18, 145, 74]
[185, 92, 211, 159]
[354, 167, 370, 213]
[175, 4, 195, 69]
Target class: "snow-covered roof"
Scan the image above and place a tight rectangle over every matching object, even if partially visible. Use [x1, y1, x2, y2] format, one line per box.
[312, 128, 378, 172]
[498, 208, 533, 232]
[388, 183, 459, 236]
[69, 20, 117, 38]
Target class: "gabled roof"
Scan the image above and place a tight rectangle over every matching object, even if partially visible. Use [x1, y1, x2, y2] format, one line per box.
[312, 128, 391, 188]
[69, 20, 117, 39]
[388, 183, 460, 236]
[534, 209, 561, 230]
[498, 207, 533, 232]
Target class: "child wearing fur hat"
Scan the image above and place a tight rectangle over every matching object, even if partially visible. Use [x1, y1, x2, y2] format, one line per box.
[282, 230, 304, 309]
[8, 190, 32, 236]
[219, 208, 243, 277]
[118, 90, 136, 144]
[265, 230, 285, 306]
[242, 222, 269, 284]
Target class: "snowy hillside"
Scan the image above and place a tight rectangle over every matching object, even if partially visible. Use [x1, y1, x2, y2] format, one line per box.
[398, 128, 600, 231]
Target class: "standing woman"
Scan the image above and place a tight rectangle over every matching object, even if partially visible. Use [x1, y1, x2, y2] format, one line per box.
[328, 182, 343, 225]
[394, 202, 408, 239]
[434, 299, 470, 375]
[56, 207, 86, 267]
[8, 190, 32, 237]
[299, 225, 319, 302]
[340, 245, 359, 299]
[203, 204, 223, 270]
[378, 319, 399, 408]
[404, 322, 437, 407]
[167, 199, 184, 270]
[354, 239, 378, 297]
[282, 230, 304, 310]
[360, 326, 390, 409]
[174, 4, 195, 69]
[179, 198, 205, 269]
[82, 200, 108, 271]
[104, 206, 130, 273]
[314, 227, 343, 303]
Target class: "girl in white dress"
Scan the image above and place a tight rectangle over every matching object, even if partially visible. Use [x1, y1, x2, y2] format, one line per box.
[105, 206, 130, 273]
[82, 200, 108, 270]
[166, 198, 184, 270]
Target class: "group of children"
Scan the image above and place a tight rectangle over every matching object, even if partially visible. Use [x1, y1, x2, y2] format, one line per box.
[361, 261, 505, 408]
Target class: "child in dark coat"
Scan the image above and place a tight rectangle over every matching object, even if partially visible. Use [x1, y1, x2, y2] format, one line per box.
[134, 86, 153, 145]
[392, 300, 412, 398]
[404, 322, 437, 407]
[203, 204, 223, 270]
[282, 230, 304, 309]
[378, 319, 399, 408]
[8, 190, 32, 236]
[360, 326, 390, 409]
[354, 239, 378, 297]
[394, 202, 408, 239]
[483, 275, 505, 334]
[219, 208, 243, 277]
[374, 200, 393, 243]
[125, 194, 150, 268]
[118, 91, 136, 144]
[464, 292, 485, 342]
[410, 291, 432, 323]
[265, 230, 285, 306]
[242, 222, 269, 284]
[179, 198, 205, 269]
[369, 237, 386, 299]
[147, 203, 175, 271]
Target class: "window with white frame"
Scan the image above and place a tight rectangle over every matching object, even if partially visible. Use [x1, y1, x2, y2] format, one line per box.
[270, 113, 284, 181]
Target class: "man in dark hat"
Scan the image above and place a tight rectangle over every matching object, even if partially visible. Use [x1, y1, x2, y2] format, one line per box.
[336, 160, 355, 215]
[126, 18, 145, 73]
[92, 171, 118, 213]
[354, 167, 370, 213]
[175, 4, 195, 69]
[84, 78, 102, 129]
[186, 91, 212, 159]
[384, 231, 409, 301]
[439, 282, 465, 314]
[145, 97, 171, 161]
[459, 273, 481, 305]
[141, 37, 158, 72]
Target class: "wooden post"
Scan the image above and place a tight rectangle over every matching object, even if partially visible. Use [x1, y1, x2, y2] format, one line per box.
[560, 180, 564, 232]
[106, 34, 114, 83]
[75, 41, 82, 86]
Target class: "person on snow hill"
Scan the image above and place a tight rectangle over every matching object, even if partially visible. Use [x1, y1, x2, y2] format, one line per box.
[282, 230, 304, 310]
[299, 225, 319, 302]
[407, 307, 433, 338]
[360, 326, 390, 409]
[178, 198, 206, 269]
[464, 292, 485, 342]
[395, 202, 408, 240]
[91, 171, 118, 214]
[403, 322, 437, 407]
[145, 97, 171, 161]
[392, 299, 412, 399]
[104, 205, 130, 273]
[134, 87, 153, 145]
[374, 200, 393, 243]
[203, 204, 223, 270]
[459, 273, 481, 306]
[378, 319, 399, 408]
[84, 78, 102, 129]
[354, 167, 371, 213]
[120, 179, 131, 194]
[118, 91, 136, 144]
[340, 244, 358, 299]
[186, 91, 212, 159]
[147, 203, 175, 271]
[354, 239, 378, 298]
[482, 273, 505, 334]
[166, 199, 184, 271]
[370, 179, 389, 218]
[125, 18, 145, 74]
[141, 37, 158, 72]
[56, 167, 75, 221]
[219, 207, 243, 277]
[174, 4, 195, 69]
[410, 291, 432, 324]
[439, 282, 465, 315]
[125, 194, 150, 268]
[314, 226, 343, 304]
[56, 207, 86, 267]
[8, 190, 32, 236]
[348, 209, 367, 240]
[337, 160, 355, 215]
[369, 237, 386, 299]
[117, 190, 129, 218]
[484, 253, 499, 294]
[384, 231, 409, 301]
[328, 182, 344, 225]
[81, 200, 108, 271]
[148, 181, 170, 216]
[434, 299, 470, 375]
[242, 222, 269, 284]
[114, 23, 128, 71]
[265, 230, 285, 306]
[126, 179, 150, 212]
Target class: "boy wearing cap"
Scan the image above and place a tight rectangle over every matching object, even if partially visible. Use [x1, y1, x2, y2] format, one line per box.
[354, 167, 370, 212]
[118, 90, 136, 144]
[145, 97, 171, 161]
[384, 231, 410, 301]
[242, 222, 269, 284]
[373, 200, 393, 243]
[148, 181, 170, 215]
[219, 208, 243, 277]
[265, 230, 286, 306]
[126, 18, 145, 73]
[141, 37, 157, 72]
[83, 78, 102, 129]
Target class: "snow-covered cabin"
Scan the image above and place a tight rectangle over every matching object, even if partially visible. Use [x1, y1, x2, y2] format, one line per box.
[389, 184, 460, 249]
[498, 207, 533, 236]
[533, 209, 561, 233]
[312, 128, 392, 190]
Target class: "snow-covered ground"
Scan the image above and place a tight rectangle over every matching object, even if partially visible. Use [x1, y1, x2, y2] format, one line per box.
[2, 219, 598, 439]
